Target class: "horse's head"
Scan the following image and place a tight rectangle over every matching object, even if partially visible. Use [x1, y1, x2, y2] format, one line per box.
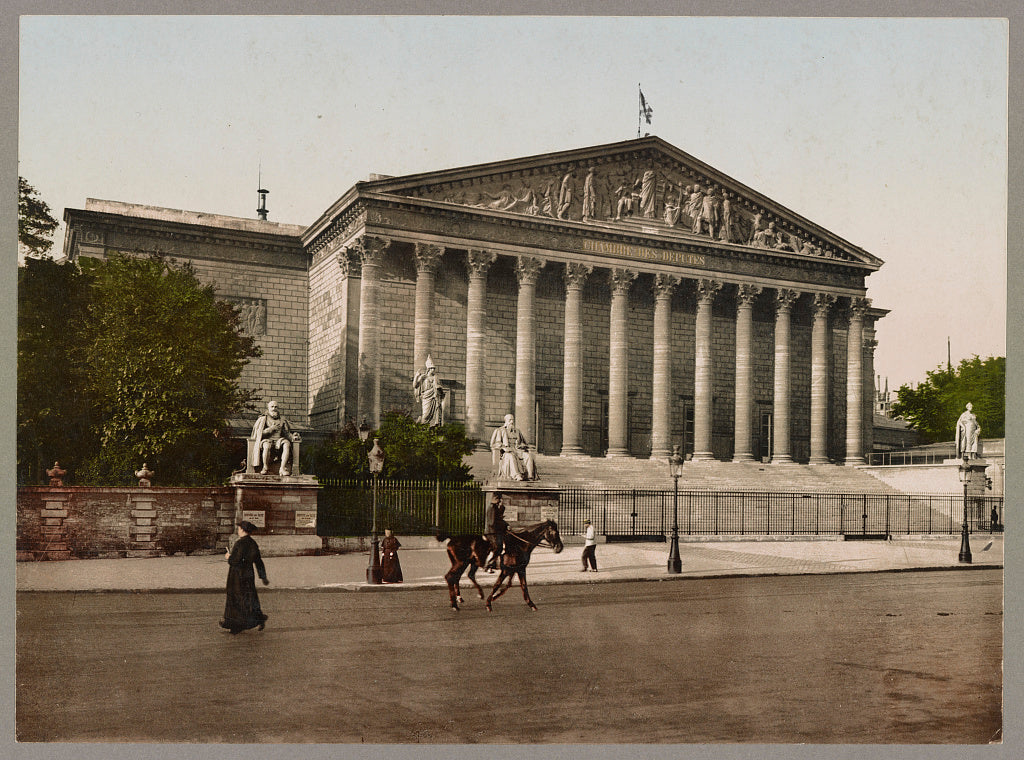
[544, 520, 563, 554]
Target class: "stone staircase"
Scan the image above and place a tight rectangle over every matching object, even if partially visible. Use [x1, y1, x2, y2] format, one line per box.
[464, 450, 900, 494]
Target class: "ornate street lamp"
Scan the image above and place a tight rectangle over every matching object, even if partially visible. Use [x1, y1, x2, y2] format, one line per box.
[366, 437, 385, 583]
[957, 455, 973, 564]
[358, 419, 371, 442]
[667, 445, 684, 574]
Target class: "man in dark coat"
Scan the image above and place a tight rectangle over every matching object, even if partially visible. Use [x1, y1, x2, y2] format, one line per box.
[220, 521, 269, 634]
[484, 492, 507, 572]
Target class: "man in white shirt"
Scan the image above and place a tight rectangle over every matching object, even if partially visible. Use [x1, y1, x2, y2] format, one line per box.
[581, 518, 597, 572]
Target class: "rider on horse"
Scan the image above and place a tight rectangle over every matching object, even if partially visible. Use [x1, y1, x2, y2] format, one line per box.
[484, 491, 508, 572]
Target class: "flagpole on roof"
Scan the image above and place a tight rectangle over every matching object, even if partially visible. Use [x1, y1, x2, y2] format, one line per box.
[638, 84, 653, 138]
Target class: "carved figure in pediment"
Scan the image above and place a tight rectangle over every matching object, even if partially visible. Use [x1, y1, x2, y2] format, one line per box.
[517, 182, 541, 216]
[614, 181, 634, 220]
[443, 190, 468, 205]
[557, 170, 576, 220]
[582, 167, 597, 221]
[749, 211, 765, 245]
[698, 186, 722, 238]
[753, 220, 779, 249]
[541, 178, 557, 217]
[719, 196, 734, 242]
[639, 169, 658, 218]
[799, 240, 816, 256]
[475, 185, 518, 212]
[685, 185, 705, 234]
[664, 182, 684, 227]
[773, 232, 794, 252]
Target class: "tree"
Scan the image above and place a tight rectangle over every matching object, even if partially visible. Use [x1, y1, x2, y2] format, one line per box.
[18, 177, 59, 259]
[77, 253, 261, 485]
[17, 257, 98, 484]
[307, 410, 475, 481]
[891, 356, 1005, 444]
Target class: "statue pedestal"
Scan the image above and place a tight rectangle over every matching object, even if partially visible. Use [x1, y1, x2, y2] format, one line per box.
[485, 481, 561, 524]
[229, 473, 322, 556]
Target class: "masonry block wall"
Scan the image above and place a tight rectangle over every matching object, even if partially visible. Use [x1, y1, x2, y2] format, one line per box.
[308, 245, 351, 429]
[17, 487, 234, 559]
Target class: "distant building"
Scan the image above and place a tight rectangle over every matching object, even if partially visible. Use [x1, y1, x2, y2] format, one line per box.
[62, 136, 889, 465]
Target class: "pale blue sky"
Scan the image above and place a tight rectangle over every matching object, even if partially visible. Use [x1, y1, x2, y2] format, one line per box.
[18, 15, 1008, 391]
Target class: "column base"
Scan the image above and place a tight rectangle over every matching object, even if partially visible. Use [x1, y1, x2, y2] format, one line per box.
[732, 452, 756, 463]
[605, 448, 630, 458]
[559, 447, 588, 457]
[770, 455, 797, 465]
[808, 456, 832, 465]
[691, 451, 715, 461]
[844, 457, 866, 466]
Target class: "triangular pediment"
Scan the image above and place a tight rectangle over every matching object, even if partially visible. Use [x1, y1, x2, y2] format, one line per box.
[358, 136, 881, 267]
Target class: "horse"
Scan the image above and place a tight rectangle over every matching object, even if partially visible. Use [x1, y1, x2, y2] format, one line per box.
[438, 520, 563, 612]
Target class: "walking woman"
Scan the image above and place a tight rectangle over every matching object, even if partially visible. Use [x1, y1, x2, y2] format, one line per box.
[379, 529, 403, 583]
[220, 521, 269, 634]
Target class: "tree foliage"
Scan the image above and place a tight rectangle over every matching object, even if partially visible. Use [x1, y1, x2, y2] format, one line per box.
[18, 177, 59, 259]
[307, 410, 475, 482]
[18, 252, 261, 485]
[891, 356, 1005, 444]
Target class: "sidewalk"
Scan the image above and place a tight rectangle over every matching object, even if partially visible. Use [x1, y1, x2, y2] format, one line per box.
[15, 534, 1003, 593]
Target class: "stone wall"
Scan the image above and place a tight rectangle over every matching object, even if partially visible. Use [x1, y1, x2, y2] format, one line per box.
[17, 487, 235, 560]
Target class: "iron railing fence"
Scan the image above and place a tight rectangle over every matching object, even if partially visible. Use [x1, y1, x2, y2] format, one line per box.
[317, 479, 485, 537]
[317, 480, 1004, 540]
[560, 488, 1004, 539]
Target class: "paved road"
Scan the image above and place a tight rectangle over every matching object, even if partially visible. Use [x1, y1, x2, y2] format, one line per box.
[16, 570, 1002, 743]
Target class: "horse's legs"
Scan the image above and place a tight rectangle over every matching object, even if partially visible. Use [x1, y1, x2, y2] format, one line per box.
[517, 570, 537, 611]
[466, 562, 485, 600]
[485, 568, 511, 611]
[444, 559, 467, 610]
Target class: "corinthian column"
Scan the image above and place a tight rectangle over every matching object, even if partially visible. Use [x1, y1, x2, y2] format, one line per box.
[352, 235, 391, 427]
[514, 256, 545, 445]
[732, 284, 762, 462]
[561, 262, 592, 456]
[844, 297, 871, 465]
[465, 249, 497, 448]
[413, 243, 444, 372]
[809, 292, 836, 464]
[771, 289, 799, 464]
[651, 273, 681, 459]
[692, 279, 722, 461]
[607, 268, 637, 457]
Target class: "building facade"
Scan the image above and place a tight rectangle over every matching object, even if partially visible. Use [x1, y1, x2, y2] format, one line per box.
[63, 136, 887, 465]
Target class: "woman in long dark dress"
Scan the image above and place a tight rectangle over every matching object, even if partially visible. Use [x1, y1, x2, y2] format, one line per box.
[379, 529, 403, 583]
[219, 521, 269, 634]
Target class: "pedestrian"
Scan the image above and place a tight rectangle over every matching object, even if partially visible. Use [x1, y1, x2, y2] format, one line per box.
[581, 518, 597, 572]
[219, 520, 269, 635]
[380, 528, 403, 583]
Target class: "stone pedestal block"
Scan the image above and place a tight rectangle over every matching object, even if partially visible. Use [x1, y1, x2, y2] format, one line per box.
[229, 473, 323, 555]
[34, 490, 72, 560]
[484, 482, 561, 525]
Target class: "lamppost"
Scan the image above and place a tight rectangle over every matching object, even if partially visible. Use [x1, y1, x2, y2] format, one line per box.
[667, 445, 684, 574]
[957, 455, 973, 564]
[359, 420, 384, 584]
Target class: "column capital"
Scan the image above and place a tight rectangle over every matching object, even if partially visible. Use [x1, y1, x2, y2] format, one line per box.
[737, 283, 762, 306]
[697, 278, 722, 304]
[516, 255, 545, 285]
[348, 234, 391, 265]
[653, 273, 682, 300]
[467, 249, 498, 277]
[414, 242, 445, 273]
[775, 288, 799, 311]
[812, 292, 837, 315]
[610, 267, 638, 296]
[849, 296, 872, 318]
[337, 249, 352, 278]
[564, 261, 593, 290]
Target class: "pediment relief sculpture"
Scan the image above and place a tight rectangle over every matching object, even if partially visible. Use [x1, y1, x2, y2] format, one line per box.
[396, 155, 851, 261]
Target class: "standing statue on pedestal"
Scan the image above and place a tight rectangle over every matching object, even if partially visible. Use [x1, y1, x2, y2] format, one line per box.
[251, 400, 294, 476]
[955, 402, 981, 460]
[490, 413, 538, 481]
[413, 356, 446, 427]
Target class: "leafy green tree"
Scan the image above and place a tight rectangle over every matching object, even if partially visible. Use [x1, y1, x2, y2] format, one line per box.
[891, 356, 1004, 444]
[17, 257, 98, 484]
[18, 177, 59, 259]
[308, 410, 475, 481]
[76, 253, 261, 485]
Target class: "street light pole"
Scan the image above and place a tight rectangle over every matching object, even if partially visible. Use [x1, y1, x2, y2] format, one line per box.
[667, 445, 683, 574]
[958, 455, 973, 564]
[365, 433, 384, 584]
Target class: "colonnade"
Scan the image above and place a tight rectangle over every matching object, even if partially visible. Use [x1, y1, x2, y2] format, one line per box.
[348, 235, 873, 465]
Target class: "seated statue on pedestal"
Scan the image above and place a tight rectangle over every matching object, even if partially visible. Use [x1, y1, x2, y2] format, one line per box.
[490, 413, 538, 482]
[250, 400, 297, 476]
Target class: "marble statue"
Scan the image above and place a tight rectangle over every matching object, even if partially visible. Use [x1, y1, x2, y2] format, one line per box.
[413, 356, 446, 427]
[955, 402, 981, 460]
[251, 400, 295, 475]
[489, 413, 538, 481]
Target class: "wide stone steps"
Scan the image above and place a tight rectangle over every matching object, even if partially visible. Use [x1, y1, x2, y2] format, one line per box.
[465, 450, 899, 493]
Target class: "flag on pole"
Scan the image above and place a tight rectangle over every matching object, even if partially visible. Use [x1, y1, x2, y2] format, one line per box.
[639, 86, 654, 124]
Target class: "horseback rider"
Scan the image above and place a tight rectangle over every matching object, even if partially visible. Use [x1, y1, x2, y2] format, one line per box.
[484, 492, 508, 572]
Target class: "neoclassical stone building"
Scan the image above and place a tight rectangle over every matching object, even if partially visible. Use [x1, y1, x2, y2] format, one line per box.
[63, 136, 887, 465]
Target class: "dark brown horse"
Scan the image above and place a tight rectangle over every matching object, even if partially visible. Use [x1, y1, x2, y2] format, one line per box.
[438, 520, 563, 611]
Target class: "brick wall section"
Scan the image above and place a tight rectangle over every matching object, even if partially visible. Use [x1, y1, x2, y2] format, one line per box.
[17, 487, 234, 559]
[189, 258, 309, 425]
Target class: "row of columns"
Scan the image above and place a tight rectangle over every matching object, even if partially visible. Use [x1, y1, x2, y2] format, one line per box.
[348, 235, 873, 465]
